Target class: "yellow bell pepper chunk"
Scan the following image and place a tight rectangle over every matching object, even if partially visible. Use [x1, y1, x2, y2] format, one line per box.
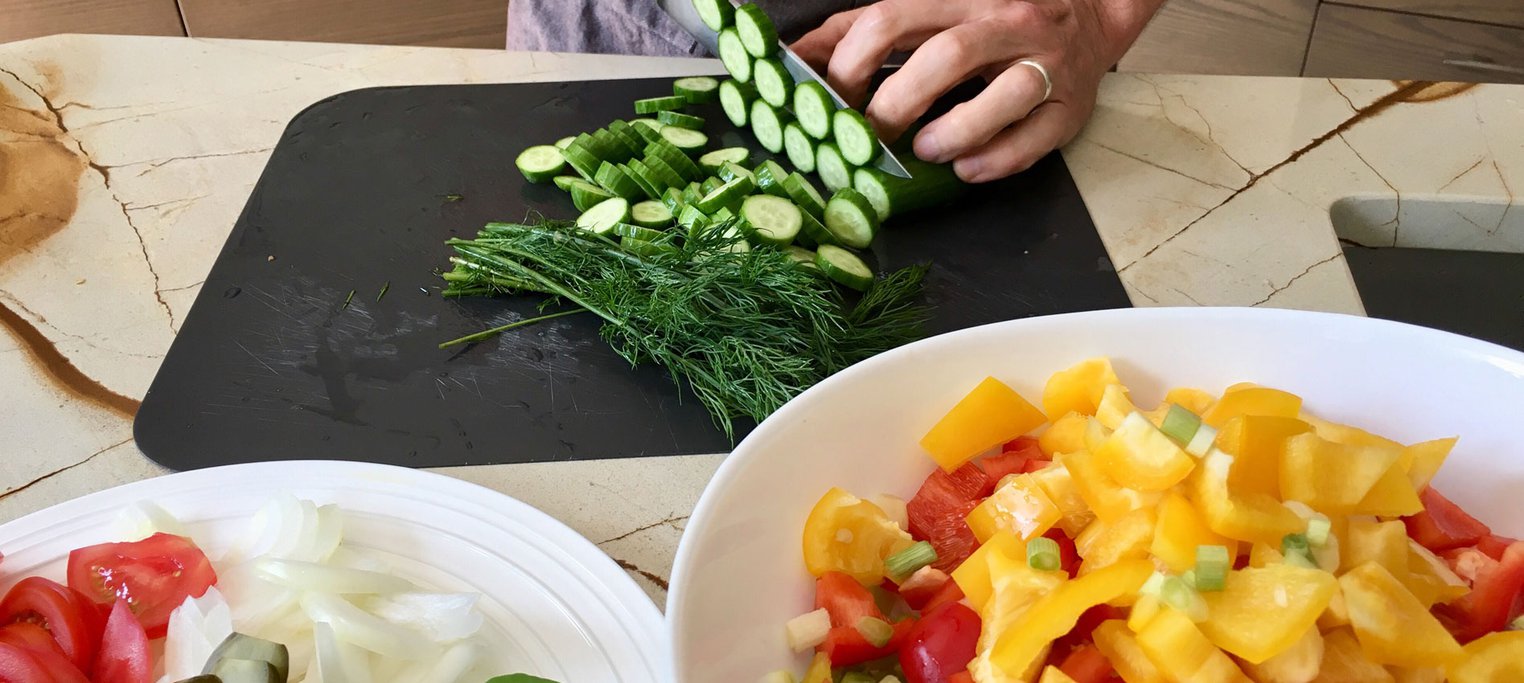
[1196, 563, 1337, 663]
[1030, 464, 1095, 537]
[1318, 586, 1351, 631]
[1151, 491, 1238, 573]
[1038, 666, 1079, 683]
[801, 652, 832, 683]
[1096, 384, 1138, 431]
[967, 474, 1062, 543]
[1404, 541, 1469, 608]
[1127, 594, 1162, 633]
[1164, 387, 1216, 416]
[1189, 450, 1304, 546]
[1136, 608, 1253, 683]
[1300, 412, 1402, 450]
[1315, 628, 1396, 683]
[1202, 386, 1302, 428]
[1338, 562, 1463, 668]
[1042, 357, 1122, 420]
[988, 560, 1154, 675]
[1446, 631, 1524, 683]
[953, 531, 1026, 612]
[1354, 465, 1424, 517]
[1060, 449, 1162, 523]
[1214, 415, 1310, 499]
[802, 487, 914, 585]
[1098, 412, 1196, 491]
[1039, 411, 1090, 457]
[1389, 667, 1444, 683]
[1076, 507, 1156, 575]
[1243, 627, 1323, 683]
[1248, 542, 1284, 568]
[1345, 519, 1408, 581]
[970, 555, 1065, 683]
[921, 376, 1048, 472]
[1402, 437, 1455, 491]
[1280, 433, 1402, 515]
[1094, 620, 1166, 683]
[1083, 416, 1111, 452]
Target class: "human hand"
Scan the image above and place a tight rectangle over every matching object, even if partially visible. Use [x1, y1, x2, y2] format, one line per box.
[793, 0, 1160, 182]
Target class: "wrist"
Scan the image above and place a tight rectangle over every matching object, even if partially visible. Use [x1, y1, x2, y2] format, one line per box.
[1092, 0, 1167, 64]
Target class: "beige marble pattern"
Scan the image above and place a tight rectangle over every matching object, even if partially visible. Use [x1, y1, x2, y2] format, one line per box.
[2, 35, 1521, 608]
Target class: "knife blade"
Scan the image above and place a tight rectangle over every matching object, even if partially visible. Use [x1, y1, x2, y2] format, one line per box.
[657, 0, 912, 179]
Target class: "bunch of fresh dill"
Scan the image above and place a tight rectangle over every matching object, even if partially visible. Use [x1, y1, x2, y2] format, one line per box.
[439, 219, 930, 438]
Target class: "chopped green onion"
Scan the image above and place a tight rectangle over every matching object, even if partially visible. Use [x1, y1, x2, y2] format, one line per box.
[855, 617, 894, 648]
[1195, 545, 1231, 592]
[1180, 569, 1198, 589]
[1160, 404, 1202, 446]
[760, 672, 798, 683]
[885, 541, 937, 583]
[1140, 571, 1169, 596]
[1284, 551, 1318, 569]
[1159, 575, 1210, 622]
[1027, 537, 1061, 571]
[1306, 518, 1332, 546]
[1282, 533, 1310, 555]
[839, 674, 875, 683]
[1185, 423, 1219, 457]
[784, 608, 831, 652]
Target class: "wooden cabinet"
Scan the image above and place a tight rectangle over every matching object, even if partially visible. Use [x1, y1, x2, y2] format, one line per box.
[1329, 0, 1524, 30]
[176, 0, 507, 48]
[1, 0, 185, 43]
[1304, 4, 1524, 84]
[1120, 0, 1318, 76]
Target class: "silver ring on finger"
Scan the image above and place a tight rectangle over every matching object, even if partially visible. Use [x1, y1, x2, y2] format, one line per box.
[1016, 59, 1052, 102]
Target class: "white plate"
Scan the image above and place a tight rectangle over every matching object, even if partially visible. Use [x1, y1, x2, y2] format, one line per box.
[667, 307, 1524, 680]
[0, 460, 668, 683]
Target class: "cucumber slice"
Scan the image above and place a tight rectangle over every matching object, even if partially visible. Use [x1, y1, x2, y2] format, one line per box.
[692, 0, 735, 31]
[815, 244, 874, 291]
[677, 203, 711, 229]
[661, 186, 686, 212]
[696, 177, 754, 214]
[717, 28, 753, 83]
[798, 206, 834, 246]
[576, 197, 631, 234]
[717, 161, 757, 186]
[749, 100, 788, 153]
[782, 122, 817, 173]
[572, 132, 613, 161]
[621, 160, 662, 199]
[659, 125, 709, 152]
[718, 79, 758, 127]
[613, 222, 667, 241]
[823, 188, 879, 248]
[815, 141, 855, 193]
[734, 3, 778, 57]
[642, 154, 688, 189]
[673, 76, 721, 104]
[701, 177, 723, 194]
[853, 162, 967, 220]
[699, 147, 751, 174]
[752, 58, 794, 108]
[569, 179, 615, 211]
[554, 136, 575, 150]
[631, 118, 665, 143]
[209, 658, 281, 683]
[595, 161, 644, 200]
[784, 245, 820, 269]
[552, 175, 583, 191]
[595, 128, 638, 160]
[739, 194, 803, 246]
[607, 120, 649, 154]
[630, 200, 675, 228]
[711, 206, 737, 223]
[622, 235, 673, 257]
[782, 172, 827, 219]
[560, 142, 602, 180]
[634, 95, 688, 114]
[682, 181, 705, 207]
[645, 141, 702, 180]
[793, 81, 835, 140]
[832, 109, 881, 166]
[205, 634, 289, 681]
[657, 110, 706, 130]
[754, 160, 790, 198]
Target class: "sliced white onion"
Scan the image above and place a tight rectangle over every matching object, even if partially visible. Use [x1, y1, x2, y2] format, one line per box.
[158, 587, 234, 683]
[300, 593, 433, 660]
[405, 640, 479, 683]
[365, 594, 483, 643]
[224, 495, 294, 563]
[326, 547, 393, 574]
[218, 562, 302, 633]
[314, 621, 375, 683]
[304, 504, 344, 563]
[114, 501, 190, 542]
[255, 559, 414, 595]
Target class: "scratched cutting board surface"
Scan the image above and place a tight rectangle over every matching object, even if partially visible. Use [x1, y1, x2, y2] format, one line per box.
[134, 78, 1130, 470]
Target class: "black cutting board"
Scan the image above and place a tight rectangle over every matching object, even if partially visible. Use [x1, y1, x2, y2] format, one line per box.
[135, 78, 1130, 470]
[1344, 244, 1524, 352]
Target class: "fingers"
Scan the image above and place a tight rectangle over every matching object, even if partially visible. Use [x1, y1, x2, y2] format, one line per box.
[825, 0, 975, 107]
[790, 8, 866, 71]
[911, 59, 1049, 162]
[863, 21, 1013, 142]
[952, 103, 1073, 183]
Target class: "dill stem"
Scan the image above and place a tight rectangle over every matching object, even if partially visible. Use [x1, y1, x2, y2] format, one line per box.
[437, 309, 588, 349]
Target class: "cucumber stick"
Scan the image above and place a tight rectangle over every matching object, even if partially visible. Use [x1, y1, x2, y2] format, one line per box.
[717, 29, 753, 82]
[823, 188, 879, 248]
[719, 79, 758, 127]
[577, 197, 631, 234]
[852, 161, 967, 220]
[516, 145, 566, 183]
[673, 76, 720, 104]
[734, 4, 778, 57]
[815, 244, 874, 291]
[739, 195, 802, 246]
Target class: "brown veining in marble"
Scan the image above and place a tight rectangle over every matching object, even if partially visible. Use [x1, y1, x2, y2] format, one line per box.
[0, 299, 140, 417]
[1390, 81, 1479, 103]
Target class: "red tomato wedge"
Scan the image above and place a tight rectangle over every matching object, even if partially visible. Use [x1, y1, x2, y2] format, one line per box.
[67, 533, 216, 639]
[94, 601, 149, 683]
[0, 639, 89, 683]
[1439, 541, 1524, 642]
[814, 572, 884, 629]
[1477, 534, 1518, 562]
[0, 623, 65, 659]
[986, 437, 1045, 482]
[900, 602, 981, 683]
[908, 463, 991, 573]
[921, 580, 966, 614]
[1058, 643, 1116, 683]
[946, 674, 974, 683]
[819, 618, 915, 667]
[0, 578, 101, 672]
[1404, 487, 1491, 552]
[898, 567, 953, 611]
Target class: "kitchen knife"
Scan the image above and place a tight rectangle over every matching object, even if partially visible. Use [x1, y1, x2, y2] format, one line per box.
[658, 0, 913, 179]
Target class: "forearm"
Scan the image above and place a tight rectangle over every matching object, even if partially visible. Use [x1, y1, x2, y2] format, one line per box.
[1095, 0, 1168, 64]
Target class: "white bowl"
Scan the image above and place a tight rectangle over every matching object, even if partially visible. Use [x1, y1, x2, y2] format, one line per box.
[666, 307, 1524, 680]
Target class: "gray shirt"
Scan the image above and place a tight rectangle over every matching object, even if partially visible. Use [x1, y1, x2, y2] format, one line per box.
[507, 0, 865, 56]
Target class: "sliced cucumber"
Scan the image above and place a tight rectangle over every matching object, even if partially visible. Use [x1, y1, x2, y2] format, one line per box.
[752, 58, 794, 108]
[634, 95, 688, 114]
[718, 79, 758, 127]
[677, 203, 711, 229]
[701, 177, 723, 194]
[657, 110, 706, 130]
[642, 154, 688, 189]
[554, 136, 575, 150]
[692, 0, 735, 31]
[560, 142, 602, 180]
[570, 180, 615, 211]
[621, 160, 662, 199]
[595, 161, 643, 200]
[696, 177, 754, 214]
[815, 244, 874, 291]
[613, 222, 667, 241]
[782, 172, 827, 219]
[815, 142, 855, 193]
[631, 118, 665, 143]
[734, 3, 778, 57]
[717, 28, 753, 83]
[798, 206, 834, 246]
[720, 220, 750, 253]
[853, 162, 967, 220]
[739, 194, 803, 246]
[782, 122, 817, 173]
[572, 132, 614, 161]
[576, 197, 631, 234]
[552, 175, 583, 191]
[717, 161, 757, 186]
[205, 634, 290, 681]
[630, 200, 675, 228]
[749, 100, 788, 154]
[823, 188, 879, 248]
[593, 128, 637, 160]
[607, 120, 649, 154]
[832, 109, 880, 166]
[754, 159, 790, 198]
[699, 147, 751, 174]
[674, 76, 720, 104]
[661, 186, 686, 212]
[646, 140, 702, 180]
[622, 235, 672, 257]
[659, 125, 709, 152]
[682, 181, 705, 207]
[209, 658, 281, 683]
[793, 82, 835, 140]
[785, 245, 820, 269]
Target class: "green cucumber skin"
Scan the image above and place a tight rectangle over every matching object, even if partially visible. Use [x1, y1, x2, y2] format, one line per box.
[853, 161, 967, 220]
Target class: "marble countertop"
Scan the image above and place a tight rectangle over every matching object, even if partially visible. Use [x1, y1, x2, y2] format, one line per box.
[1, 34, 1520, 607]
